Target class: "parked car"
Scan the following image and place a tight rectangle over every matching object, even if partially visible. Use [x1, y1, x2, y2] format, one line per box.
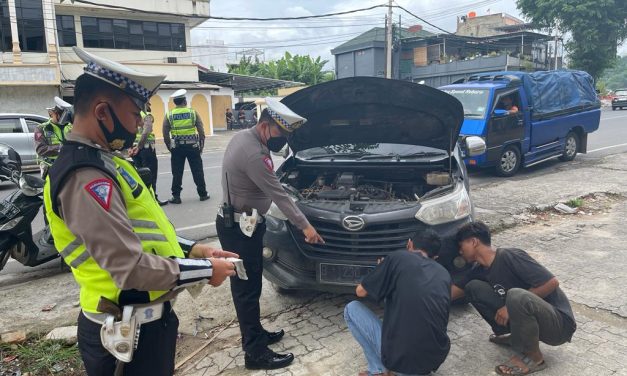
[0, 114, 46, 171]
[611, 89, 627, 110]
[262, 77, 485, 293]
[439, 71, 601, 176]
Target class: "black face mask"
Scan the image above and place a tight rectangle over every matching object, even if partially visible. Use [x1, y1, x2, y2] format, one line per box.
[265, 125, 288, 152]
[98, 104, 137, 151]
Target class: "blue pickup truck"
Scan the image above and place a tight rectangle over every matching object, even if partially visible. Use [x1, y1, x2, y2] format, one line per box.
[439, 71, 601, 176]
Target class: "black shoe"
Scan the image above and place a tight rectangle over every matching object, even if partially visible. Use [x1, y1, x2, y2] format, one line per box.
[169, 197, 182, 204]
[266, 329, 285, 345]
[199, 195, 210, 201]
[157, 198, 169, 206]
[244, 349, 294, 370]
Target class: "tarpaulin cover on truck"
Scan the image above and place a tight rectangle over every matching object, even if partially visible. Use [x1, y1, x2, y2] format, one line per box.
[523, 70, 600, 120]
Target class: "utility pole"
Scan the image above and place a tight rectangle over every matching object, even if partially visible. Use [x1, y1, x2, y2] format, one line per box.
[385, 0, 393, 79]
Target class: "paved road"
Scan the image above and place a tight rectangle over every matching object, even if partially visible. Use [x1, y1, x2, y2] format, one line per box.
[0, 109, 623, 275]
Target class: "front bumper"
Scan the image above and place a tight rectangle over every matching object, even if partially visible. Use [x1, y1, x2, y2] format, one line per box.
[262, 214, 471, 292]
[612, 100, 627, 107]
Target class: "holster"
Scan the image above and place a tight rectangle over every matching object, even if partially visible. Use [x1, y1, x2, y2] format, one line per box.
[100, 306, 139, 363]
[239, 208, 259, 237]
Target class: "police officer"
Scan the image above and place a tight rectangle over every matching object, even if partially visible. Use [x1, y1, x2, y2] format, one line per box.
[129, 111, 168, 206]
[163, 89, 208, 204]
[34, 96, 73, 178]
[216, 97, 324, 370]
[44, 46, 238, 376]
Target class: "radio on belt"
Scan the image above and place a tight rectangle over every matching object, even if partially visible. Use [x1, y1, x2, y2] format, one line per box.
[221, 172, 235, 228]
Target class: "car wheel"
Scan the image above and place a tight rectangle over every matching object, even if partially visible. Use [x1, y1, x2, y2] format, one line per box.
[271, 282, 296, 295]
[559, 132, 579, 162]
[495, 145, 521, 177]
[0, 251, 9, 272]
[612, 107, 617, 111]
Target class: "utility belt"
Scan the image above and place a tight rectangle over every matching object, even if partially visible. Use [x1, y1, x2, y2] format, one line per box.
[218, 207, 264, 237]
[141, 141, 155, 149]
[84, 292, 177, 366]
[172, 135, 199, 147]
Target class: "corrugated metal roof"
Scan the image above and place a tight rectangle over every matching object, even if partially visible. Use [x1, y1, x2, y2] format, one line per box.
[197, 69, 304, 93]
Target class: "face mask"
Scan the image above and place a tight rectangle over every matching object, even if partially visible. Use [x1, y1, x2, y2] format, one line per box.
[265, 124, 288, 152]
[98, 104, 137, 151]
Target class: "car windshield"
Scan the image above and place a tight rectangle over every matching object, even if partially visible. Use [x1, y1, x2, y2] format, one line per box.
[615, 90, 627, 97]
[296, 143, 447, 160]
[442, 88, 490, 118]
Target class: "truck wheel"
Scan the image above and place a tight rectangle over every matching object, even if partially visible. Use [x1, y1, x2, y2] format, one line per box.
[612, 107, 616, 111]
[495, 145, 521, 177]
[559, 132, 579, 162]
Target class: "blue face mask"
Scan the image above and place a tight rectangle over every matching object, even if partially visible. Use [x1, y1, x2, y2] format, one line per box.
[97, 104, 136, 151]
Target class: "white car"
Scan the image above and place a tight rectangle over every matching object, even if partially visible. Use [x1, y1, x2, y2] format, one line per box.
[0, 113, 47, 170]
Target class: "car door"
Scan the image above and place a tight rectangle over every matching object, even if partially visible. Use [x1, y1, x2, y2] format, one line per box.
[23, 117, 45, 166]
[485, 89, 525, 163]
[0, 117, 33, 166]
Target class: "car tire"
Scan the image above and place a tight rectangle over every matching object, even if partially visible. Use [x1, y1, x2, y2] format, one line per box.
[271, 282, 296, 295]
[612, 107, 617, 111]
[559, 132, 579, 162]
[494, 145, 521, 177]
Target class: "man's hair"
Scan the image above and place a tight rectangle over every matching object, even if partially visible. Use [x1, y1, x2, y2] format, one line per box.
[73, 74, 121, 116]
[410, 229, 442, 258]
[259, 108, 279, 127]
[173, 97, 186, 106]
[455, 221, 491, 246]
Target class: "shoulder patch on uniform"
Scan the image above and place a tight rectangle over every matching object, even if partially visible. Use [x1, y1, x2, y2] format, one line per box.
[85, 178, 113, 211]
[263, 156, 274, 172]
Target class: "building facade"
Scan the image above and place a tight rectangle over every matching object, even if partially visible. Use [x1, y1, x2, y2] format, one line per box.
[0, 0, 235, 136]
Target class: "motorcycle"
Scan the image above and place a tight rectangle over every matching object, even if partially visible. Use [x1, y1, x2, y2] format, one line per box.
[0, 143, 58, 272]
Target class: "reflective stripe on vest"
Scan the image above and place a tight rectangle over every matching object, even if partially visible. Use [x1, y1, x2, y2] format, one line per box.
[44, 154, 184, 313]
[168, 108, 197, 137]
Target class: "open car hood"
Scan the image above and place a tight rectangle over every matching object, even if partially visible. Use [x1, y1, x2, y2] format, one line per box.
[281, 77, 464, 153]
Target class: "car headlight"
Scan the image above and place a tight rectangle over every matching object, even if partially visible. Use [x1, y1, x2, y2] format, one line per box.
[0, 216, 23, 231]
[267, 202, 288, 220]
[415, 184, 471, 225]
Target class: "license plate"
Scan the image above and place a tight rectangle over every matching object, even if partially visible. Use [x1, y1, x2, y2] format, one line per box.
[0, 200, 19, 219]
[319, 263, 375, 285]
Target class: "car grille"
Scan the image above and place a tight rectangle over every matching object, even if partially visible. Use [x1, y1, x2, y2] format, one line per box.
[289, 219, 424, 260]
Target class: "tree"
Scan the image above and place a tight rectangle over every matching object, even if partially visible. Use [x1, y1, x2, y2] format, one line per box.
[227, 52, 334, 95]
[598, 55, 627, 91]
[516, 0, 627, 80]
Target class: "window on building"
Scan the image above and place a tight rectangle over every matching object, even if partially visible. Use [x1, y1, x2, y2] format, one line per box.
[81, 16, 185, 52]
[0, 0, 46, 52]
[56, 15, 76, 47]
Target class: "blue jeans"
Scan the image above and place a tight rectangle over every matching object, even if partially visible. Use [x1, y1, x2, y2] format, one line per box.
[344, 301, 428, 376]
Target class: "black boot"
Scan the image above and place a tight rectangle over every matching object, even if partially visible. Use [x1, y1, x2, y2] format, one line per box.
[169, 196, 182, 204]
[156, 196, 169, 206]
[266, 329, 285, 345]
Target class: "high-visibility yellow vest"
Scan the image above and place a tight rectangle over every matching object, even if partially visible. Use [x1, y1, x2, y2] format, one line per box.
[44, 150, 184, 313]
[167, 107, 197, 137]
[37, 120, 72, 165]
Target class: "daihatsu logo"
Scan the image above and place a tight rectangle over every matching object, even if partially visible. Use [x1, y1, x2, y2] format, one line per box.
[342, 216, 365, 231]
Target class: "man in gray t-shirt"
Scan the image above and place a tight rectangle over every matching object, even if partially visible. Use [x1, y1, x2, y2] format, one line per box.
[216, 98, 323, 370]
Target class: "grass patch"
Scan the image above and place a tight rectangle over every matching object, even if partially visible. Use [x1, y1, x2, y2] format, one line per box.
[0, 336, 84, 375]
[566, 198, 584, 208]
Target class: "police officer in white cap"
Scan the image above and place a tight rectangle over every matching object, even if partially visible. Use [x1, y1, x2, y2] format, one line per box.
[43, 47, 238, 376]
[217, 97, 324, 370]
[35, 96, 73, 177]
[163, 89, 208, 204]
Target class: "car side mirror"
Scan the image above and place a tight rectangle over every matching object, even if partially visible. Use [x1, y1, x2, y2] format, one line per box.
[493, 109, 508, 117]
[465, 136, 486, 157]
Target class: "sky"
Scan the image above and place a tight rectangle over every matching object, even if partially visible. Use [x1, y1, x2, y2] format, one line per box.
[192, 0, 627, 71]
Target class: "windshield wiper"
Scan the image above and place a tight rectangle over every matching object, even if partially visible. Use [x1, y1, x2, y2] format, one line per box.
[304, 152, 375, 160]
[356, 152, 446, 160]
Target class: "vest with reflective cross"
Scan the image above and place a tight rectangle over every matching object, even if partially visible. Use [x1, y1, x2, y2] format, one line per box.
[38, 120, 72, 164]
[43, 142, 184, 313]
[167, 107, 197, 137]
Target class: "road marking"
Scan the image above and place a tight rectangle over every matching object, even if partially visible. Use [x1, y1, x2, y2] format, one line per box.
[601, 114, 627, 121]
[588, 143, 627, 153]
[159, 165, 221, 175]
[157, 150, 224, 159]
[176, 222, 216, 231]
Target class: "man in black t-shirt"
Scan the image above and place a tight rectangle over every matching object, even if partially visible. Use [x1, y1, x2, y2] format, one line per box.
[344, 229, 451, 376]
[454, 222, 576, 376]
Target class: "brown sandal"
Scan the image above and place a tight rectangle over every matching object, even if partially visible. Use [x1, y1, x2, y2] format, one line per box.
[495, 354, 547, 375]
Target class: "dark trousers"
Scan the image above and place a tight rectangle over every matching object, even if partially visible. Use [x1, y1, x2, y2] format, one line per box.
[170, 145, 207, 198]
[132, 146, 158, 194]
[216, 215, 269, 356]
[77, 307, 178, 376]
[465, 280, 573, 354]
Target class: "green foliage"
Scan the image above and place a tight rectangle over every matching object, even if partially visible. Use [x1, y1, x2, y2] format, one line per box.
[566, 198, 584, 208]
[516, 0, 627, 80]
[598, 55, 627, 91]
[227, 52, 335, 95]
[1, 337, 84, 375]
